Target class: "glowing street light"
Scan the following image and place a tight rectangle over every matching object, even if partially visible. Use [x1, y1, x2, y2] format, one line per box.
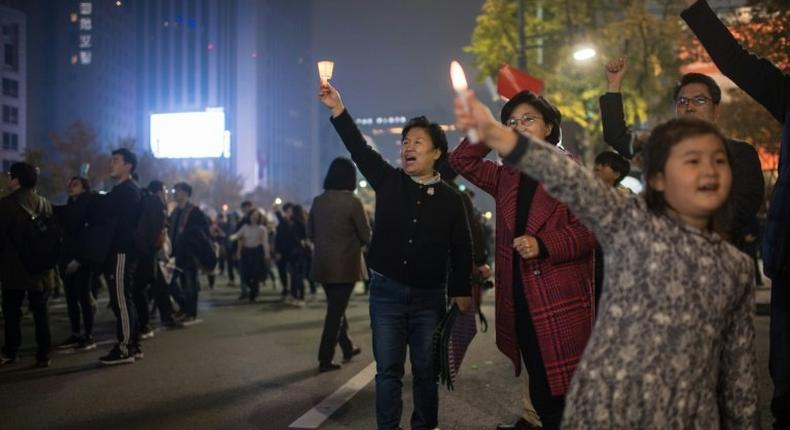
[359, 180, 368, 188]
[449, 60, 479, 143]
[274, 197, 283, 205]
[572, 46, 597, 62]
[483, 211, 493, 220]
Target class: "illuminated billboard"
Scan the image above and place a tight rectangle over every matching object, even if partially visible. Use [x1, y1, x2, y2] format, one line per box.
[150, 110, 230, 159]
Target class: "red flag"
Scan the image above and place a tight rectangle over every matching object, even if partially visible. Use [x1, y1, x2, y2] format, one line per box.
[497, 64, 544, 99]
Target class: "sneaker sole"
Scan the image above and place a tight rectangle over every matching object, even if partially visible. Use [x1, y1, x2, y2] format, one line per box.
[140, 333, 155, 340]
[76, 344, 97, 351]
[99, 357, 135, 366]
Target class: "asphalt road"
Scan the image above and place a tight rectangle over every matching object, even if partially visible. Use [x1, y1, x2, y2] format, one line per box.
[0, 275, 775, 429]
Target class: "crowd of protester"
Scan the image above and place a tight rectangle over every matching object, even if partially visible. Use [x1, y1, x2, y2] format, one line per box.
[1, 1, 788, 428]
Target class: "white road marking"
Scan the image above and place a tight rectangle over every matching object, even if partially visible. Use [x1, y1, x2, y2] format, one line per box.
[288, 361, 376, 429]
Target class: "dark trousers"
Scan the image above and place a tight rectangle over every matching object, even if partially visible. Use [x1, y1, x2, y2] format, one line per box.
[134, 253, 175, 327]
[104, 253, 139, 354]
[318, 283, 355, 364]
[277, 256, 290, 295]
[2, 288, 50, 361]
[240, 246, 263, 299]
[173, 269, 199, 317]
[63, 265, 95, 337]
[513, 276, 566, 430]
[770, 271, 790, 429]
[289, 257, 307, 300]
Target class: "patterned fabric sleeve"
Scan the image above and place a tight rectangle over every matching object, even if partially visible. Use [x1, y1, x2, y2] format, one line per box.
[503, 134, 644, 246]
[717, 258, 760, 429]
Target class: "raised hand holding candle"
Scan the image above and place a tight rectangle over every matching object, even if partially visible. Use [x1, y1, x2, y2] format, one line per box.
[317, 60, 335, 85]
[450, 60, 479, 143]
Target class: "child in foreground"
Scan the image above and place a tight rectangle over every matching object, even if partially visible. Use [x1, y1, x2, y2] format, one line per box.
[454, 92, 758, 428]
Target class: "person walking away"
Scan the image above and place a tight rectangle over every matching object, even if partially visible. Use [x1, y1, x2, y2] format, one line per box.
[309, 158, 371, 372]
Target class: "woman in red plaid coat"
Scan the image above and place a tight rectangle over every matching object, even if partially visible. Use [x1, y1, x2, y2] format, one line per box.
[449, 91, 596, 430]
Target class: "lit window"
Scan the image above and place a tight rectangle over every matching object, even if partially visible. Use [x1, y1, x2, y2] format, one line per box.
[79, 34, 92, 48]
[79, 2, 92, 15]
[80, 51, 92, 65]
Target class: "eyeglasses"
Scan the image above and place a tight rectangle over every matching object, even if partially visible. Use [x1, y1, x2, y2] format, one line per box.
[506, 114, 544, 128]
[675, 95, 715, 107]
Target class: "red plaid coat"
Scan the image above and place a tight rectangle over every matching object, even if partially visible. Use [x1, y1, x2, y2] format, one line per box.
[449, 139, 597, 396]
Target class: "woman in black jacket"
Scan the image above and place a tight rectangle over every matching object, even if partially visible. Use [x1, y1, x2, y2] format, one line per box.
[55, 176, 97, 351]
[319, 83, 473, 430]
[287, 205, 310, 306]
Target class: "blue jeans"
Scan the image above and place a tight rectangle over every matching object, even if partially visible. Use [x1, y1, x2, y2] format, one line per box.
[369, 271, 446, 430]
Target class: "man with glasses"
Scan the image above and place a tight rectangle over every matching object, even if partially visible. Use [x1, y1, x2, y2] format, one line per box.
[600, 59, 764, 254]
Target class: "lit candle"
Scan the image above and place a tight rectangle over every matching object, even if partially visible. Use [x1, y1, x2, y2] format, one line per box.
[450, 60, 479, 143]
[317, 60, 335, 85]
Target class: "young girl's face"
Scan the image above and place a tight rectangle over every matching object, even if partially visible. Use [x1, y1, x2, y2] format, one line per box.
[649, 133, 731, 225]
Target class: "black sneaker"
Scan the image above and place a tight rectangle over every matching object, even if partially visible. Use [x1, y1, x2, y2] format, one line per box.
[57, 335, 83, 350]
[318, 362, 342, 373]
[76, 336, 96, 351]
[99, 347, 135, 366]
[140, 326, 155, 340]
[342, 346, 362, 363]
[35, 358, 52, 368]
[131, 345, 144, 360]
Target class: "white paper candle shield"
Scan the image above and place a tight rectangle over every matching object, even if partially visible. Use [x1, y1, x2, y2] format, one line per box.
[318, 60, 335, 83]
[450, 60, 479, 143]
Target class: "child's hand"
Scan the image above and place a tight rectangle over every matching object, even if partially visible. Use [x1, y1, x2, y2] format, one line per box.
[513, 235, 540, 260]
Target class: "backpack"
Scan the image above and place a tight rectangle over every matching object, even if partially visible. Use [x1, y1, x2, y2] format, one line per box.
[134, 190, 166, 254]
[177, 204, 217, 271]
[15, 198, 62, 275]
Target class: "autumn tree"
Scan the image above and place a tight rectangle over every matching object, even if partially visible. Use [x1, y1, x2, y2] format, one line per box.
[465, 0, 685, 158]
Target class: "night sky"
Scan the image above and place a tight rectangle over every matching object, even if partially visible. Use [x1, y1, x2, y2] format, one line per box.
[311, 0, 487, 123]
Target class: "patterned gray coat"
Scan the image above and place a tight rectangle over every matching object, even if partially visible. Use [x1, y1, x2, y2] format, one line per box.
[502, 135, 759, 429]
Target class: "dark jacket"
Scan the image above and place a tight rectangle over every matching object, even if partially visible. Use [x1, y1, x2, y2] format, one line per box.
[308, 190, 372, 284]
[599, 94, 765, 246]
[0, 188, 57, 291]
[682, 0, 788, 278]
[331, 109, 472, 297]
[169, 202, 210, 271]
[88, 178, 142, 257]
[274, 216, 299, 260]
[54, 191, 93, 264]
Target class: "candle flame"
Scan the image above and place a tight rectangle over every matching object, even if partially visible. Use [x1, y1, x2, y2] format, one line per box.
[450, 61, 468, 92]
[317, 60, 335, 81]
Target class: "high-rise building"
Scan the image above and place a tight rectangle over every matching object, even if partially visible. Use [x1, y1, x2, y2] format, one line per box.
[24, 0, 137, 157]
[253, 1, 319, 203]
[0, 4, 25, 172]
[136, 0, 237, 172]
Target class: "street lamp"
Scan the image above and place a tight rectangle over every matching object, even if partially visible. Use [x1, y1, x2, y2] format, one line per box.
[572, 45, 597, 62]
[359, 180, 368, 188]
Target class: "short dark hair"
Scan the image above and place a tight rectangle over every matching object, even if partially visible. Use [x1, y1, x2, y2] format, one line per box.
[9, 162, 38, 189]
[111, 148, 138, 173]
[642, 118, 733, 231]
[401, 116, 449, 169]
[147, 180, 164, 194]
[240, 200, 252, 209]
[673, 73, 721, 105]
[594, 151, 631, 184]
[173, 181, 192, 197]
[70, 176, 92, 194]
[323, 157, 357, 191]
[501, 90, 562, 145]
[282, 202, 293, 212]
